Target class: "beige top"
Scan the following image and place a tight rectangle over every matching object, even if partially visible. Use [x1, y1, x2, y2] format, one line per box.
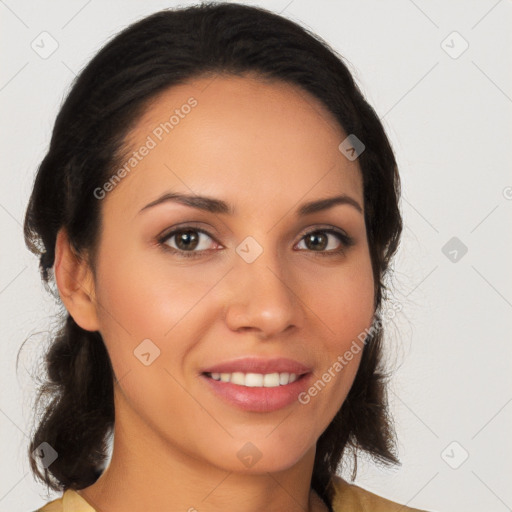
[36, 475, 430, 511]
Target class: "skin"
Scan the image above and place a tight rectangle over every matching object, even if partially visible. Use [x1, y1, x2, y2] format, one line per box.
[55, 74, 375, 512]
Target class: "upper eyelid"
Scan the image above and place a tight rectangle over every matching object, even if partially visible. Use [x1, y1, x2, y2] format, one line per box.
[298, 224, 351, 238]
[159, 224, 218, 242]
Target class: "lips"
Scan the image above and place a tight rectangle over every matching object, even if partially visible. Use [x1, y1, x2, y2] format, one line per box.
[201, 357, 312, 375]
[199, 357, 314, 412]
[200, 371, 313, 412]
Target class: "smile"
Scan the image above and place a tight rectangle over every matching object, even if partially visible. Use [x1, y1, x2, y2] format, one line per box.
[201, 371, 312, 412]
[204, 371, 299, 387]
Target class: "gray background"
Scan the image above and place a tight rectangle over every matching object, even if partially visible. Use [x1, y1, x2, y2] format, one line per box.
[1, 1, 511, 511]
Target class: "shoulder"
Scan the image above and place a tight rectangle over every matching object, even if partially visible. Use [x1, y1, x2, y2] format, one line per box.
[35, 489, 96, 512]
[34, 478, 432, 512]
[329, 474, 431, 512]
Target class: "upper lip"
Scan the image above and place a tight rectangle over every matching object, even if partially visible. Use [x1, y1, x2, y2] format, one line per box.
[201, 357, 312, 375]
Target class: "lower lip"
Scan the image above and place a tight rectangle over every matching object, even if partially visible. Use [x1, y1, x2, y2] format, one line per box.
[200, 373, 313, 413]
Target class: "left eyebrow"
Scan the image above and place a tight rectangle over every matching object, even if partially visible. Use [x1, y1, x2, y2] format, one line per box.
[138, 192, 363, 216]
[298, 195, 363, 215]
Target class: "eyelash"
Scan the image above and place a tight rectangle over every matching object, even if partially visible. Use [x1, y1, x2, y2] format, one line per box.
[157, 225, 355, 259]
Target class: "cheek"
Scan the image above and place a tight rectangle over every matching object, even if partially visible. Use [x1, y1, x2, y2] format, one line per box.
[93, 243, 210, 338]
[299, 250, 374, 410]
[91, 242, 254, 422]
[91, 249, 214, 419]
[307, 249, 375, 342]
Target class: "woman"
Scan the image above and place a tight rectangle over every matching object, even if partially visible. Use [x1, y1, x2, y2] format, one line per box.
[24, 3, 431, 511]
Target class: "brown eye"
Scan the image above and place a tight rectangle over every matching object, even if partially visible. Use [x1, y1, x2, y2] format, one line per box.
[304, 232, 329, 251]
[159, 227, 219, 258]
[296, 228, 354, 255]
[173, 230, 200, 251]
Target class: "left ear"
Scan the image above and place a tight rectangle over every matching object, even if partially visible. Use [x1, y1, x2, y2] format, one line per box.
[54, 228, 100, 332]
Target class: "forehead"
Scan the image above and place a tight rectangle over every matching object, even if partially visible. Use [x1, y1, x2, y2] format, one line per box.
[105, 74, 363, 217]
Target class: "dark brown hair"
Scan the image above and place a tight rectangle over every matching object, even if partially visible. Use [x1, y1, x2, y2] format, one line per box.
[22, 3, 402, 510]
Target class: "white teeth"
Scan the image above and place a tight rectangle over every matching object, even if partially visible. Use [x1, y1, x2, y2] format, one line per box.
[231, 372, 246, 385]
[207, 371, 300, 387]
[245, 373, 263, 387]
[263, 373, 280, 387]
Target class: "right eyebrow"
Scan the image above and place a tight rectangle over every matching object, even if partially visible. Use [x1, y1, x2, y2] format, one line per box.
[138, 192, 233, 215]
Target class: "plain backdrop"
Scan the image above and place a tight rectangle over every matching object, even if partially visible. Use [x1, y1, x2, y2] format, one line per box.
[1, 1, 511, 511]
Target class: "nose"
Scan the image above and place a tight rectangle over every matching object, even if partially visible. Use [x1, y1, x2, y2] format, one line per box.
[222, 247, 303, 338]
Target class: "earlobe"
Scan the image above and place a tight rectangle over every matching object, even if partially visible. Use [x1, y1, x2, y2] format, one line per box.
[54, 228, 100, 332]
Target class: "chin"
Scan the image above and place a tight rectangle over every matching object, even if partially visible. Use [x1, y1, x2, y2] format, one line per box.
[203, 435, 315, 475]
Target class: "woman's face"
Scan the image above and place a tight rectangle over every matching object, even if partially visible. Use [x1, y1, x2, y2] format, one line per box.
[86, 74, 374, 473]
